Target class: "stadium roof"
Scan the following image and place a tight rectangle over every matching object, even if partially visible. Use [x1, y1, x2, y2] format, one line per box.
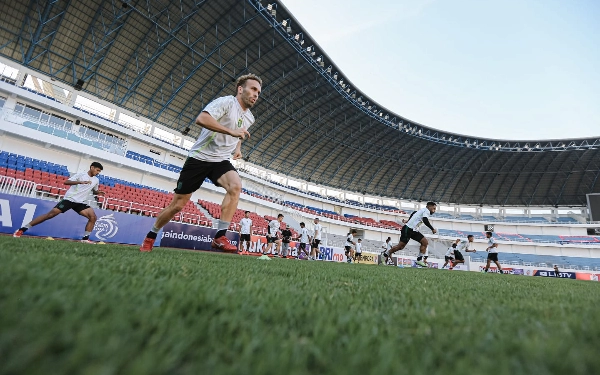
[1, 0, 599, 206]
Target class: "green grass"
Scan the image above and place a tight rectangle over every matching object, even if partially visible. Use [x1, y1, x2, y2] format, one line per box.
[0, 236, 599, 375]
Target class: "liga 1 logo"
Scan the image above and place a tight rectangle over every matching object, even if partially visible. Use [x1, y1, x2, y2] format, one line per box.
[93, 214, 119, 240]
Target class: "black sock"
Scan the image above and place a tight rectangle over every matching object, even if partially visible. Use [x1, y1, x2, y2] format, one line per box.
[19, 227, 29, 232]
[417, 256, 423, 261]
[82, 235, 89, 240]
[146, 231, 158, 239]
[215, 229, 227, 238]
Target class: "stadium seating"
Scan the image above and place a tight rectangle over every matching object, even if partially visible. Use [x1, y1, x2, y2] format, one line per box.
[125, 151, 182, 173]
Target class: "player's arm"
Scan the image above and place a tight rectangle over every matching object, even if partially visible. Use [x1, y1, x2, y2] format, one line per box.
[196, 112, 250, 139]
[232, 140, 243, 160]
[64, 178, 89, 186]
[422, 217, 437, 234]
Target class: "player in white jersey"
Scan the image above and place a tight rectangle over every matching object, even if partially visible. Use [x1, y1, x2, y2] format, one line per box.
[483, 231, 504, 273]
[354, 238, 363, 263]
[264, 214, 283, 257]
[238, 211, 252, 252]
[310, 217, 323, 260]
[345, 229, 357, 263]
[140, 74, 262, 252]
[449, 235, 477, 269]
[297, 222, 310, 259]
[383, 202, 437, 267]
[442, 240, 460, 269]
[13, 162, 104, 243]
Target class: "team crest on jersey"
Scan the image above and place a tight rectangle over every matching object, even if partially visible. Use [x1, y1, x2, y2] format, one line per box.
[237, 118, 243, 128]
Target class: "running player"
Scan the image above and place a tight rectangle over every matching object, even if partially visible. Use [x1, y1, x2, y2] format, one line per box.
[345, 229, 357, 263]
[310, 217, 323, 260]
[354, 238, 363, 263]
[381, 237, 393, 265]
[442, 240, 460, 269]
[238, 210, 252, 253]
[483, 231, 503, 273]
[265, 214, 284, 257]
[451, 235, 476, 269]
[13, 162, 104, 243]
[139, 74, 261, 252]
[382, 202, 437, 267]
[297, 222, 310, 259]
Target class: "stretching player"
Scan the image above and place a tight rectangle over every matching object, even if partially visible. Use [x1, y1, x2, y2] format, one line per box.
[13, 162, 104, 243]
[345, 229, 357, 263]
[139, 74, 261, 252]
[265, 214, 283, 256]
[310, 217, 323, 260]
[483, 231, 503, 273]
[383, 202, 437, 267]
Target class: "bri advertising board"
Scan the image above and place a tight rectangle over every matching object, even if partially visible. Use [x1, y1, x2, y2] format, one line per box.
[0, 193, 159, 245]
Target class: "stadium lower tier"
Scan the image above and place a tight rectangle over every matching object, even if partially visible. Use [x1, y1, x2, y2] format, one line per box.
[1, 150, 599, 248]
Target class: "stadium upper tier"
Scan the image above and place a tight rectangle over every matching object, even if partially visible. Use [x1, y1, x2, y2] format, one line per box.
[0, 0, 599, 206]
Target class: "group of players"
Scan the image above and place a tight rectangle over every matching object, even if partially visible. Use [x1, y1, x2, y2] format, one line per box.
[238, 212, 326, 260]
[10, 73, 502, 275]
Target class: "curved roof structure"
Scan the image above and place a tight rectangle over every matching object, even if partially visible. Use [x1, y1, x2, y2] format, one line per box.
[1, 0, 599, 206]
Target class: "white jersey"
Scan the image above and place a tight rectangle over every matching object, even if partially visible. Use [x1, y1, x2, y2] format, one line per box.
[299, 228, 309, 243]
[313, 223, 322, 240]
[268, 220, 280, 237]
[63, 172, 99, 203]
[346, 233, 354, 245]
[457, 240, 475, 252]
[356, 243, 362, 253]
[445, 246, 455, 257]
[188, 96, 255, 162]
[383, 242, 392, 251]
[239, 218, 252, 235]
[406, 208, 432, 230]
[487, 237, 498, 253]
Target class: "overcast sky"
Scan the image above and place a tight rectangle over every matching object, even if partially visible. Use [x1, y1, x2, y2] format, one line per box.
[280, 0, 600, 140]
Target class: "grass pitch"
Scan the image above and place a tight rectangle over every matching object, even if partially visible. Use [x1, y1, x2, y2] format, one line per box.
[1, 236, 599, 375]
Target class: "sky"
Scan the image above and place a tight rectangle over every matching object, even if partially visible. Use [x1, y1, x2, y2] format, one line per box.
[281, 0, 600, 140]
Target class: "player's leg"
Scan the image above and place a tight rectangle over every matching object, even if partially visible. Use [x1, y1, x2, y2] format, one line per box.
[494, 259, 503, 274]
[140, 192, 192, 251]
[484, 258, 491, 272]
[14, 204, 65, 237]
[415, 235, 428, 267]
[77, 207, 97, 242]
[211, 170, 242, 251]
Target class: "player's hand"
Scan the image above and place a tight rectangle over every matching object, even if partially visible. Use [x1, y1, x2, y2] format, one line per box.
[229, 127, 251, 140]
[232, 149, 243, 160]
[432, 229, 437, 234]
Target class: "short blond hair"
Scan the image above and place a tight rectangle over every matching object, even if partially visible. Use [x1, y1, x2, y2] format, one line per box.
[236, 73, 262, 90]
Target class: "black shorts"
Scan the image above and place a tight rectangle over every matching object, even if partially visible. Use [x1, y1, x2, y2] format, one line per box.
[487, 252, 499, 262]
[311, 239, 321, 248]
[445, 256, 454, 261]
[299, 243, 307, 251]
[345, 246, 352, 252]
[240, 234, 251, 242]
[400, 225, 424, 244]
[55, 199, 91, 214]
[355, 252, 362, 257]
[267, 236, 278, 244]
[454, 252, 464, 261]
[174, 157, 237, 194]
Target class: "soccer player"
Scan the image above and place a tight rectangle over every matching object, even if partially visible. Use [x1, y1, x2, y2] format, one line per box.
[442, 240, 460, 269]
[483, 231, 503, 273]
[383, 202, 437, 267]
[281, 224, 293, 258]
[451, 235, 477, 269]
[297, 222, 310, 259]
[354, 238, 363, 263]
[345, 229, 357, 263]
[310, 217, 323, 260]
[381, 237, 393, 265]
[13, 162, 104, 243]
[139, 74, 261, 252]
[265, 214, 283, 257]
[238, 210, 252, 253]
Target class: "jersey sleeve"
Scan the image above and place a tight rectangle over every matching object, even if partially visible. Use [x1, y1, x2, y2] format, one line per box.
[203, 96, 233, 122]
